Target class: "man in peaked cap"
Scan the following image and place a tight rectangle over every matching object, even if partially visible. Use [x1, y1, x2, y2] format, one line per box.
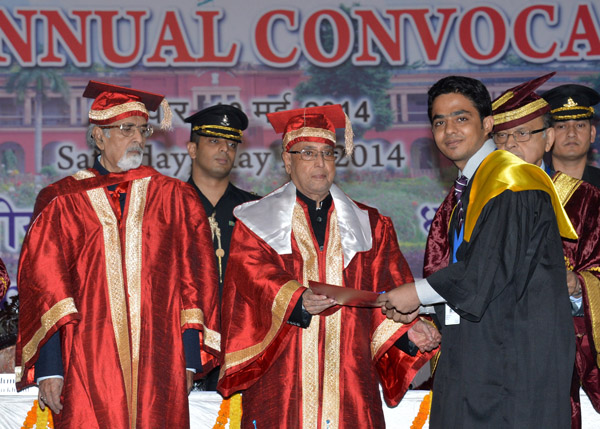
[184, 104, 260, 391]
[218, 104, 440, 428]
[493, 75, 600, 429]
[15, 81, 220, 428]
[378, 75, 576, 428]
[543, 84, 600, 188]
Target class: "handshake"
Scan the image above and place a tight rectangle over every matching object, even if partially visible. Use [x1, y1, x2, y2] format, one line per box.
[376, 282, 441, 353]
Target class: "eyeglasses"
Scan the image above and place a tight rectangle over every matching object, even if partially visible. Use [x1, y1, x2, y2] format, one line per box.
[287, 148, 338, 161]
[493, 127, 545, 144]
[98, 123, 154, 138]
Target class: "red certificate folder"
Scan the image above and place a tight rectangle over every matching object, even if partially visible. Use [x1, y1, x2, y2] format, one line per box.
[309, 280, 381, 308]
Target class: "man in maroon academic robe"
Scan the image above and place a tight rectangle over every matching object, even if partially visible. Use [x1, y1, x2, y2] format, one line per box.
[15, 81, 220, 428]
[218, 104, 440, 428]
[492, 76, 600, 428]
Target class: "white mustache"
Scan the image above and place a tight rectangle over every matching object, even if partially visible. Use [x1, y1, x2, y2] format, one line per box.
[126, 146, 144, 156]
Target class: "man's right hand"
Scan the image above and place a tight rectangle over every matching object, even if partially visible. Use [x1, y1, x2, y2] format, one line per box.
[302, 289, 336, 315]
[38, 377, 64, 414]
[408, 319, 442, 352]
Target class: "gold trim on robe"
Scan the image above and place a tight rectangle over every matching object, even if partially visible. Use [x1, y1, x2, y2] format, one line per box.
[181, 308, 205, 326]
[582, 271, 600, 367]
[294, 203, 322, 429]
[222, 280, 302, 371]
[125, 177, 150, 428]
[85, 184, 133, 423]
[19, 297, 78, 379]
[180, 309, 222, 353]
[371, 318, 405, 359]
[293, 203, 344, 429]
[322, 210, 343, 429]
[552, 172, 582, 206]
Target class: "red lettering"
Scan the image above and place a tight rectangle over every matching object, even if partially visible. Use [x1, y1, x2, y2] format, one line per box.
[95, 10, 149, 67]
[303, 9, 352, 66]
[38, 9, 92, 66]
[458, 7, 508, 64]
[253, 9, 299, 67]
[0, 8, 36, 66]
[403, 8, 459, 65]
[145, 10, 195, 65]
[352, 8, 403, 65]
[559, 4, 600, 59]
[513, 5, 558, 61]
[193, 10, 238, 65]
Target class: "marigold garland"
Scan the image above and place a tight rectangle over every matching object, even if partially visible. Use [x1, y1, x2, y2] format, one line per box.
[410, 391, 432, 429]
[229, 393, 242, 428]
[21, 400, 54, 429]
[213, 393, 242, 429]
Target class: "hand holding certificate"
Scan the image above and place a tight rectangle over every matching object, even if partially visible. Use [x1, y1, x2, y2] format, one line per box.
[308, 280, 381, 308]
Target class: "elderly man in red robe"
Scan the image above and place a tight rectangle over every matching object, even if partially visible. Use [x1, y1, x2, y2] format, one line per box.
[217, 104, 440, 428]
[492, 75, 600, 429]
[15, 81, 220, 428]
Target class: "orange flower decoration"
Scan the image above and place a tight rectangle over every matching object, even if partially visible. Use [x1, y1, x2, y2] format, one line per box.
[21, 400, 53, 429]
[410, 391, 432, 429]
[213, 393, 242, 429]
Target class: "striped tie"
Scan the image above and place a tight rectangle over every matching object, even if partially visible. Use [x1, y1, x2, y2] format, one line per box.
[454, 175, 468, 230]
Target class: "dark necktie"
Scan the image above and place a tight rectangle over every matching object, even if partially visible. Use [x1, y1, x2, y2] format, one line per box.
[108, 182, 129, 221]
[454, 175, 468, 230]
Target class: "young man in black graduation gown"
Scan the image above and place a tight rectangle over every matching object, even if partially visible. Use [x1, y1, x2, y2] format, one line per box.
[377, 75, 576, 428]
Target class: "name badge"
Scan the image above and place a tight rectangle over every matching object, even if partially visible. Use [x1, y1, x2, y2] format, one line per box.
[445, 304, 460, 325]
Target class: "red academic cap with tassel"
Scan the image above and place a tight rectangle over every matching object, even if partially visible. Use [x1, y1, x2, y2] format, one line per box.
[491, 72, 556, 132]
[83, 80, 172, 130]
[267, 104, 354, 156]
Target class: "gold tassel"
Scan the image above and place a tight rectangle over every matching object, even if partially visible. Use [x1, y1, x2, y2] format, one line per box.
[344, 112, 354, 157]
[160, 98, 173, 131]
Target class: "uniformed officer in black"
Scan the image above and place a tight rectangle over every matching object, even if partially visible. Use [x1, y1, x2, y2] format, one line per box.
[542, 84, 600, 188]
[185, 105, 261, 390]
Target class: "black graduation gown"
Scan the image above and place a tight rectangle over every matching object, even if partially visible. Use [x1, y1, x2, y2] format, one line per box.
[427, 184, 575, 429]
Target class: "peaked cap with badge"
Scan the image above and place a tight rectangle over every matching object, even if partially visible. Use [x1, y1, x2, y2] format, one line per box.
[184, 104, 248, 144]
[542, 84, 600, 122]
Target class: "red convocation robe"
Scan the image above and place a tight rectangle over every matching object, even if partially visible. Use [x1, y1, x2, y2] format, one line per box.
[553, 172, 600, 428]
[218, 182, 435, 429]
[15, 165, 220, 428]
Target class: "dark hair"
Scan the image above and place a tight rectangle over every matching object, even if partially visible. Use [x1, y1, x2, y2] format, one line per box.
[541, 112, 553, 129]
[427, 76, 492, 123]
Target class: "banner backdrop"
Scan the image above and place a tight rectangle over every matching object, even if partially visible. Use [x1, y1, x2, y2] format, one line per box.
[1, 0, 600, 303]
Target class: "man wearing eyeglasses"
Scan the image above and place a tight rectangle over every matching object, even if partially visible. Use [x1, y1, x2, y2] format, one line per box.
[492, 76, 600, 429]
[217, 104, 440, 428]
[15, 81, 220, 428]
[183, 104, 260, 391]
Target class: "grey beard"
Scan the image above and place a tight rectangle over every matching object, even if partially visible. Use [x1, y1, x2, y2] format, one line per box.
[117, 147, 144, 171]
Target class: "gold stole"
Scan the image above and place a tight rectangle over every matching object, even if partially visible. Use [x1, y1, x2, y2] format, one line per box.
[74, 169, 150, 429]
[292, 203, 343, 429]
